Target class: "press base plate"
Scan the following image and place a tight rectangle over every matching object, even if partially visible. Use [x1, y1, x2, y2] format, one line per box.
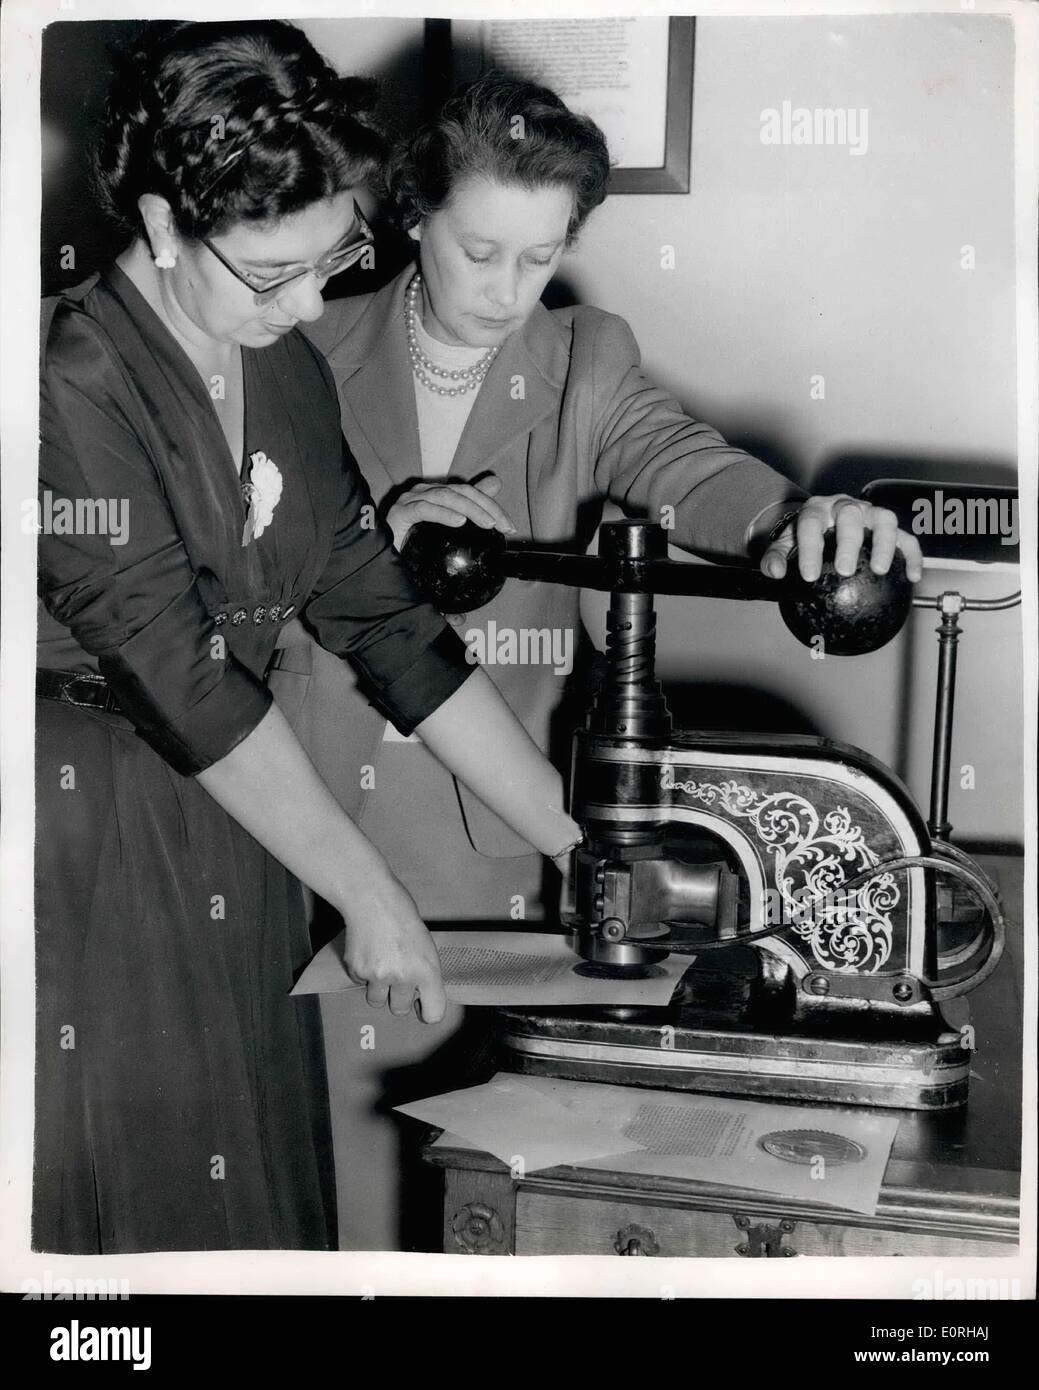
[495, 1007, 969, 1111]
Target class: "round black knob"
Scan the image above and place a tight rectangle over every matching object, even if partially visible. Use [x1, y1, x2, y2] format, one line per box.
[778, 535, 912, 656]
[400, 521, 506, 613]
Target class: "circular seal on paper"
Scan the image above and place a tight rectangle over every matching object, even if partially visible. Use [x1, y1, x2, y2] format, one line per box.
[758, 1129, 867, 1166]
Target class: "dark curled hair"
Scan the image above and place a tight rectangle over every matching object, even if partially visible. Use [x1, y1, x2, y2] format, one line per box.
[94, 20, 387, 240]
[385, 73, 611, 245]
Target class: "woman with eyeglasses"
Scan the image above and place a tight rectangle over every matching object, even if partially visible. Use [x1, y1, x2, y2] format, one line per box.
[35, 21, 582, 1254]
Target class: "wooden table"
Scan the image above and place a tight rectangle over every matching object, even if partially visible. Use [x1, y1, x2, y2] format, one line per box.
[420, 855, 1022, 1258]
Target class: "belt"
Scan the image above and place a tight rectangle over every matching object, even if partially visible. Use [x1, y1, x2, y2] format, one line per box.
[37, 668, 124, 715]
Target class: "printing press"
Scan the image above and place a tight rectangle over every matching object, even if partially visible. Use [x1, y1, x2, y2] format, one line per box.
[403, 505, 1017, 1114]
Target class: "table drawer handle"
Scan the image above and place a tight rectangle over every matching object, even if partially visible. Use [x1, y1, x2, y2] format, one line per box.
[614, 1223, 660, 1256]
[733, 1214, 797, 1257]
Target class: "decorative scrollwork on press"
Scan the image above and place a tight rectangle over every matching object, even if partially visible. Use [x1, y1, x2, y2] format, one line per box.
[450, 1201, 507, 1254]
[659, 767, 898, 973]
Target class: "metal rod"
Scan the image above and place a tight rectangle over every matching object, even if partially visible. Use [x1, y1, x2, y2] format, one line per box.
[929, 606, 962, 841]
[501, 549, 781, 601]
[913, 590, 1021, 611]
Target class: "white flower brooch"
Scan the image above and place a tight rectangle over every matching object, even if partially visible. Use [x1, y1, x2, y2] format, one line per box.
[241, 450, 283, 546]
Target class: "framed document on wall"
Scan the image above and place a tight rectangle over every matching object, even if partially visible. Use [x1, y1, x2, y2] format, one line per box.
[442, 16, 695, 194]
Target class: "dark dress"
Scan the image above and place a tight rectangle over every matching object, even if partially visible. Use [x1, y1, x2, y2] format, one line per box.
[34, 264, 473, 1253]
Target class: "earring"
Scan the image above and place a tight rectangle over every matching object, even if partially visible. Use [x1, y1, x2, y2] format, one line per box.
[154, 249, 177, 270]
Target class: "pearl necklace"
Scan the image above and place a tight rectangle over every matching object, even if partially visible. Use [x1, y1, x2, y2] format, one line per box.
[406, 273, 500, 397]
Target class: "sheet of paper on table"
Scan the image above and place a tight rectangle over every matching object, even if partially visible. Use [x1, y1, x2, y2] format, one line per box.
[427, 1075, 901, 1215]
[396, 1074, 650, 1171]
[291, 928, 688, 1007]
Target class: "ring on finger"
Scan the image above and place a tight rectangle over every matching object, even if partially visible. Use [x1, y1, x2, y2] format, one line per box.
[830, 495, 862, 522]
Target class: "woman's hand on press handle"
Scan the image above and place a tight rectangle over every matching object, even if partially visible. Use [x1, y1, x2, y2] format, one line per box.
[195, 701, 449, 1024]
[760, 495, 924, 584]
[386, 472, 516, 552]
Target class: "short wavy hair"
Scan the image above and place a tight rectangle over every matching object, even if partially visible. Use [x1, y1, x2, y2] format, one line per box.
[385, 73, 611, 245]
[94, 20, 386, 240]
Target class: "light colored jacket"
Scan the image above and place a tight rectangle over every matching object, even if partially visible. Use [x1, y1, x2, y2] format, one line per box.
[271, 264, 805, 855]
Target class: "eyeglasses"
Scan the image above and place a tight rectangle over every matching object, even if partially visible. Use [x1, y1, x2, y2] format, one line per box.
[200, 201, 374, 307]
